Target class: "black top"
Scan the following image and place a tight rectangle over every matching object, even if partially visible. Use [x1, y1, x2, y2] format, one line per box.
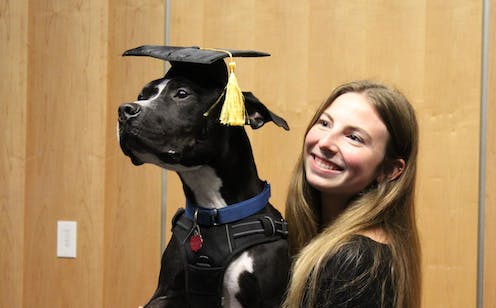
[313, 235, 394, 308]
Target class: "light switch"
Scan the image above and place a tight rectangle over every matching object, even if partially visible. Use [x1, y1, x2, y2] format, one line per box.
[57, 220, 77, 258]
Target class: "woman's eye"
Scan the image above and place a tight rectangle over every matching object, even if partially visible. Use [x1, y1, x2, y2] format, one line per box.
[347, 134, 364, 144]
[317, 119, 329, 127]
[175, 89, 189, 99]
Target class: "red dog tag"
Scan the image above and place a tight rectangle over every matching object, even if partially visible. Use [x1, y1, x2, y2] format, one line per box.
[190, 234, 203, 252]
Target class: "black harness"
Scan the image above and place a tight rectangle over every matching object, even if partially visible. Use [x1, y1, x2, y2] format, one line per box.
[171, 183, 288, 307]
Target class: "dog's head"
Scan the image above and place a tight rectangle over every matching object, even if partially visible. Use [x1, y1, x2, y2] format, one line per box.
[118, 45, 289, 170]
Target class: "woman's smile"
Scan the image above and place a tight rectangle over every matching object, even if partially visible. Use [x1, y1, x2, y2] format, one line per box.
[311, 154, 344, 173]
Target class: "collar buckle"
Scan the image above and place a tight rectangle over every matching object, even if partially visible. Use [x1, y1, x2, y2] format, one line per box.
[210, 209, 219, 225]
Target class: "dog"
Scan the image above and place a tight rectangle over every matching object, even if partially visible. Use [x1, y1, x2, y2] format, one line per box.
[118, 46, 290, 308]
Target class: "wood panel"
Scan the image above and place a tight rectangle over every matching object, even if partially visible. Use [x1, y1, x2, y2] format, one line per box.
[168, 1, 482, 307]
[0, 0, 28, 307]
[419, 1, 482, 307]
[104, 1, 165, 307]
[1, 0, 166, 307]
[23, 1, 109, 306]
[484, 0, 496, 305]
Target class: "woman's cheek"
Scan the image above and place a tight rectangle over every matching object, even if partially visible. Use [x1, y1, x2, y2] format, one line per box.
[304, 128, 319, 146]
[341, 148, 363, 170]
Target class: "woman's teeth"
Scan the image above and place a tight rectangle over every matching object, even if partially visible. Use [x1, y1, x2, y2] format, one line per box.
[314, 155, 343, 171]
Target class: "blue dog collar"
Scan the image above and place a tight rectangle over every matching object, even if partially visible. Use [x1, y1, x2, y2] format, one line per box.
[185, 182, 271, 226]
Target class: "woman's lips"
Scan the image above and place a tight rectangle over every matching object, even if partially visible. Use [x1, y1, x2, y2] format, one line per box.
[312, 154, 344, 172]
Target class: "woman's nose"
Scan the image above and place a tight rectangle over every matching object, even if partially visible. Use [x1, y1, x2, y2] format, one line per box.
[318, 131, 340, 155]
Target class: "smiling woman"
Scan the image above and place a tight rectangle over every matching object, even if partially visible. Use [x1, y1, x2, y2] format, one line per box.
[283, 80, 420, 308]
[304, 92, 394, 202]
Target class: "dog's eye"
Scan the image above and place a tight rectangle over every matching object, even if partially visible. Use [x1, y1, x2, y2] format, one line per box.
[175, 89, 190, 99]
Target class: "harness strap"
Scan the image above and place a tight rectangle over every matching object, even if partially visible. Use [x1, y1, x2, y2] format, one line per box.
[230, 215, 288, 238]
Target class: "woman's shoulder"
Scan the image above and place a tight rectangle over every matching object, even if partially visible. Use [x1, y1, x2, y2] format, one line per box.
[315, 235, 394, 307]
[320, 234, 392, 285]
[333, 234, 391, 261]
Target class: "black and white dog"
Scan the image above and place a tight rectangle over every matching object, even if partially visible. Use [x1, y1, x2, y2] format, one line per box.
[118, 46, 290, 308]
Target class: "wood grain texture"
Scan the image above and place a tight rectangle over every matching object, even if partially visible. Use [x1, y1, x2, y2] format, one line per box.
[417, 1, 482, 306]
[104, 1, 165, 307]
[23, 1, 109, 306]
[0, 0, 166, 305]
[0, 0, 490, 307]
[168, 1, 482, 307]
[0, 0, 28, 307]
[484, 0, 496, 306]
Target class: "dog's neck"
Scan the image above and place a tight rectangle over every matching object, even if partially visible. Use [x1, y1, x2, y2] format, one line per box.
[178, 166, 229, 208]
[178, 128, 263, 209]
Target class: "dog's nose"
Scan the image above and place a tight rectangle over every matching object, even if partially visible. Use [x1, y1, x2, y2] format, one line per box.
[118, 103, 141, 122]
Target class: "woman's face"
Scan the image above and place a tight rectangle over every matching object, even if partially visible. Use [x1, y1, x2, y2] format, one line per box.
[304, 92, 390, 199]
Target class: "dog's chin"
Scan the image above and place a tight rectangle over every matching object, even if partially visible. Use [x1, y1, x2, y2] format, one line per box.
[121, 143, 186, 168]
[128, 155, 145, 166]
[121, 147, 159, 166]
[119, 133, 204, 168]
[118, 138, 147, 166]
[119, 146, 144, 166]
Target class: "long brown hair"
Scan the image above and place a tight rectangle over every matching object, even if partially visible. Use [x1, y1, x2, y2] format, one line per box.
[284, 80, 421, 308]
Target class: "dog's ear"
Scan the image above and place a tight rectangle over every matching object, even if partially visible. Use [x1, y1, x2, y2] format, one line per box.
[243, 92, 290, 131]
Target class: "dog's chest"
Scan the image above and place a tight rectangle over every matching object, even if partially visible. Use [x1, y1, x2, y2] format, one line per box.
[171, 209, 285, 307]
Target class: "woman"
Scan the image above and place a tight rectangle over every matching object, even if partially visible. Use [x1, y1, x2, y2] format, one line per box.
[283, 80, 421, 308]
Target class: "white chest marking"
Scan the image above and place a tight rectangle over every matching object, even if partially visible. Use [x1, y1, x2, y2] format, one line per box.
[223, 251, 255, 308]
[178, 166, 227, 208]
[142, 159, 226, 208]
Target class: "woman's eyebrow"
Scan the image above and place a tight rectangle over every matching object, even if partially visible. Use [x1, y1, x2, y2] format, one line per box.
[322, 111, 373, 141]
[320, 111, 333, 121]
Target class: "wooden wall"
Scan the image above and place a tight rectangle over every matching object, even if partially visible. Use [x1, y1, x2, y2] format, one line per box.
[484, 0, 496, 305]
[1, 0, 165, 307]
[1, 0, 28, 307]
[1, 0, 494, 307]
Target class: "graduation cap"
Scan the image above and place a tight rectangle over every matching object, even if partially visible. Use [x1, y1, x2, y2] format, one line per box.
[123, 45, 270, 126]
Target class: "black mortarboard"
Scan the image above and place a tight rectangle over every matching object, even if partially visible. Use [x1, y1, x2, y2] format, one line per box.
[122, 45, 269, 64]
[123, 45, 270, 126]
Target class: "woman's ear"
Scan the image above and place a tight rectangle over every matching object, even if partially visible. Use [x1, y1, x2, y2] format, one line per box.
[377, 158, 406, 183]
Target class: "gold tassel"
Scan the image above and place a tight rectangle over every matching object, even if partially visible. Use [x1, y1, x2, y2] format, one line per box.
[201, 48, 246, 126]
[220, 61, 245, 126]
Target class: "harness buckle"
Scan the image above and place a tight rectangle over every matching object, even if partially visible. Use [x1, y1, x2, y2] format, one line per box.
[277, 219, 289, 237]
[262, 216, 276, 236]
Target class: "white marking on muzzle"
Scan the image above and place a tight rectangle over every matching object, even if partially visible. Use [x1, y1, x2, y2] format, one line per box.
[135, 79, 169, 108]
[117, 79, 170, 144]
